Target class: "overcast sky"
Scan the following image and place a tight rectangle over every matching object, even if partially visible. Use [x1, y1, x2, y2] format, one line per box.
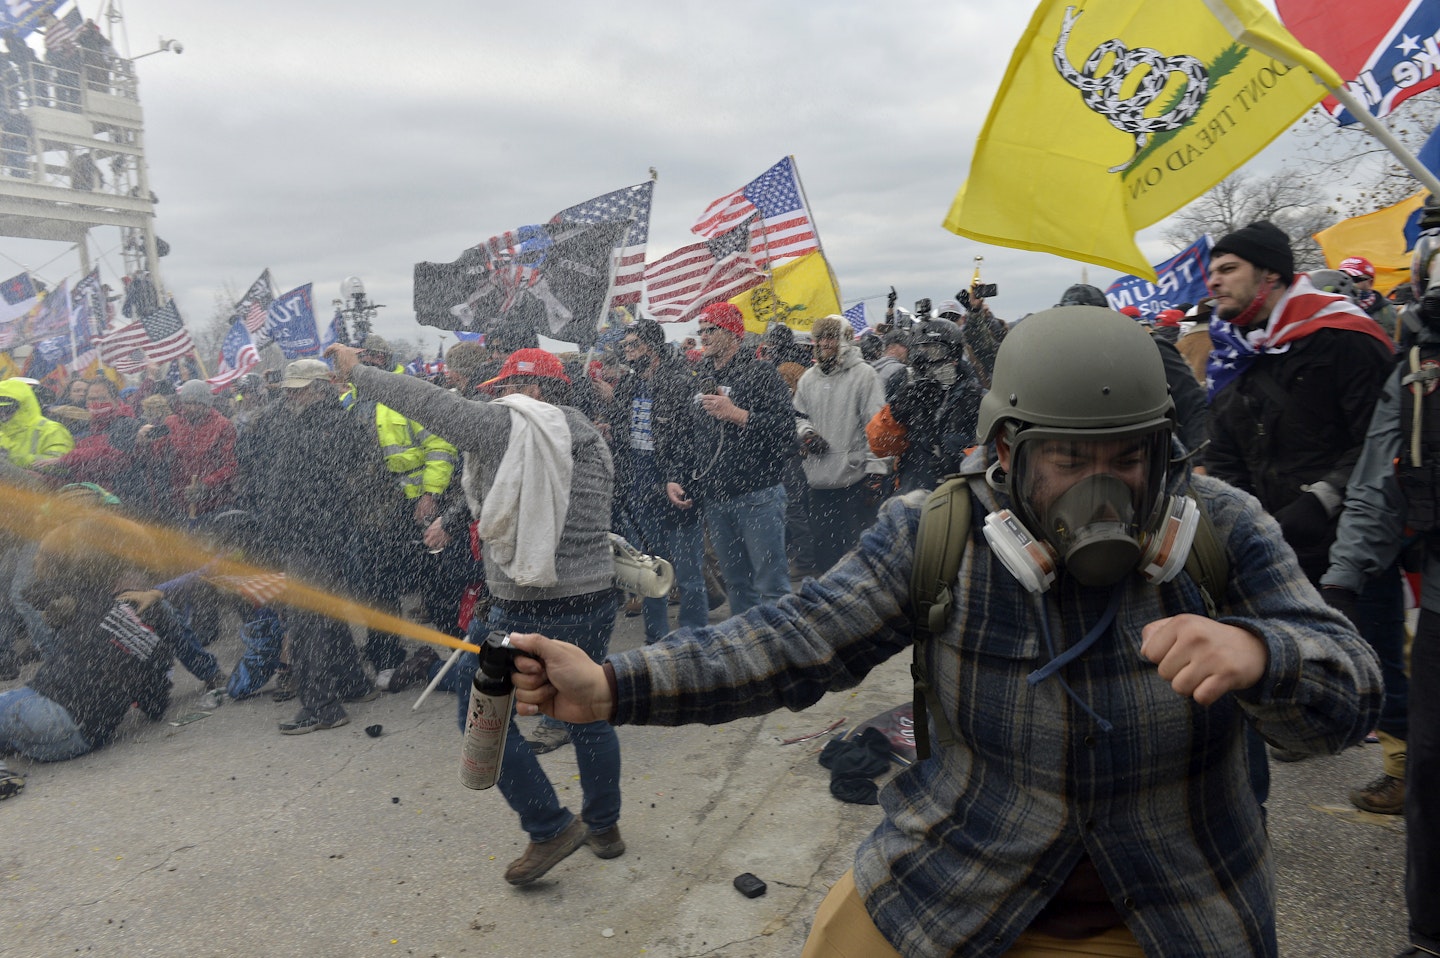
[19, 0, 1305, 352]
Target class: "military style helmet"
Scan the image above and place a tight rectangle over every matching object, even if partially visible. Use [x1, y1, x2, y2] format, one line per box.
[1308, 269, 1358, 303]
[978, 306, 1174, 444]
[979, 307, 1181, 590]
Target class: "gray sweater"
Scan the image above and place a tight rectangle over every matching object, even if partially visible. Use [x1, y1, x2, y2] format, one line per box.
[350, 366, 615, 602]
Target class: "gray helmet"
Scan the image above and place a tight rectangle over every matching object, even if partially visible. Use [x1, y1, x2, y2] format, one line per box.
[978, 306, 1174, 444]
[980, 307, 1177, 589]
[1308, 269, 1358, 303]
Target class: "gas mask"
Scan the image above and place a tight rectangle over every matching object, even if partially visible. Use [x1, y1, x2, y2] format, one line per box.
[982, 429, 1198, 592]
[924, 362, 959, 387]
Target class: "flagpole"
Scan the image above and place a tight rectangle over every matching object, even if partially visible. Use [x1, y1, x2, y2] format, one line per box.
[787, 154, 843, 309]
[1324, 82, 1440, 197]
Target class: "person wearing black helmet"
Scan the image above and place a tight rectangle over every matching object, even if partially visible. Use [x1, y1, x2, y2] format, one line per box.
[505, 306, 1380, 957]
[870, 319, 982, 493]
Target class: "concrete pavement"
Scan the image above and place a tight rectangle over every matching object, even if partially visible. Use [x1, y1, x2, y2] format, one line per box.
[0, 601, 1410, 957]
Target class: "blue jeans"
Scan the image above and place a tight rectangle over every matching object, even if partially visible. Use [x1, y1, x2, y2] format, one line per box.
[1, 542, 53, 660]
[704, 483, 790, 615]
[625, 452, 707, 642]
[0, 687, 92, 761]
[444, 592, 622, 842]
[1355, 561, 1407, 739]
[166, 599, 221, 683]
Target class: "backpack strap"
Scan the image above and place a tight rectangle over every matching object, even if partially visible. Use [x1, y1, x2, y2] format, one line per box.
[1180, 490, 1229, 619]
[909, 474, 972, 761]
[907, 478, 1229, 761]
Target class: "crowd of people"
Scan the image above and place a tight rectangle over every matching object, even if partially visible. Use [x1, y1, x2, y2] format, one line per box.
[0, 213, 1435, 955]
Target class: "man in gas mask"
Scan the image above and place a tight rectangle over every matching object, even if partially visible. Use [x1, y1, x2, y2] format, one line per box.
[507, 307, 1381, 957]
[869, 319, 982, 494]
[1324, 198, 1440, 958]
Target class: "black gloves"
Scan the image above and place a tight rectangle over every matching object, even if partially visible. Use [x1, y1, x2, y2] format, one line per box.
[1321, 586, 1359, 625]
[800, 431, 831, 457]
[891, 377, 944, 427]
[1274, 492, 1332, 550]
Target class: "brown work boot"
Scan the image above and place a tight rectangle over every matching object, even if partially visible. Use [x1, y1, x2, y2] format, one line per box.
[587, 825, 626, 859]
[1349, 773, 1405, 815]
[504, 817, 588, 885]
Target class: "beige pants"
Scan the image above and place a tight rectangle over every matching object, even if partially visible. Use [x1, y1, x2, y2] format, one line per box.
[802, 871, 1145, 958]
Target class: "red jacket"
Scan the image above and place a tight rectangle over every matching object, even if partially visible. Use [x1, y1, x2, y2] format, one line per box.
[149, 408, 237, 517]
[49, 403, 135, 486]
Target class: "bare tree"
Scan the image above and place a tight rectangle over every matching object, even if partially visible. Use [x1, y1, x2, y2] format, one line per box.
[190, 283, 241, 371]
[1291, 88, 1440, 214]
[1162, 171, 1336, 271]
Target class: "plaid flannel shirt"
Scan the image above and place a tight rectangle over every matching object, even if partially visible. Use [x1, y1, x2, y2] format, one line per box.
[608, 470, 1381, 957]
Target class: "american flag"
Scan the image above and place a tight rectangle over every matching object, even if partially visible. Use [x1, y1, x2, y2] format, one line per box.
[644, 215, 766, 323]
[552, 180, 652, 312]
[99, 320, 150, 373]
[139, 298, 195, 365]
[1204, 273, 1392, 399]
[208, 572, 288, 606]
[843, 302, 867, 334]
[45, 7, 82, 53]
[692, 157, 820, 268]
[236, 269, 276, 334]
[205, 317, 260, 389]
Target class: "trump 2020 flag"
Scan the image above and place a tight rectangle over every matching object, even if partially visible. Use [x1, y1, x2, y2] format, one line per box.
[1105, 235, 1214, 319]
[266, 284, 321, 359]
[945, 0, 1342, 279]
[206, 318, 260, 389]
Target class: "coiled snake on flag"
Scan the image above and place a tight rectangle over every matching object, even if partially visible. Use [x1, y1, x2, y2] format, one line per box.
[1052, 5, 1209, 173]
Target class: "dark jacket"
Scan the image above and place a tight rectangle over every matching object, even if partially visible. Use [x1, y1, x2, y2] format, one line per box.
[1206, 327, 1391, 577]
[607, 353, 704, 521]
[1154, 335, 1209, 455]
[240, 396, 393, 572]
[885, 367, 984, 494]
[682, 350, 795, 504]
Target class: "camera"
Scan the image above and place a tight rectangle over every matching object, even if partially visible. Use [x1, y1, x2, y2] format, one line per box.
[956, 284, 998, 310]
[914, 298, 933, 320]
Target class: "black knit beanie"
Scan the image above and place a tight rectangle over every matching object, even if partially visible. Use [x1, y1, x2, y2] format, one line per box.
[633, 318, 666, 350]
[1212, 220, 1294, 284]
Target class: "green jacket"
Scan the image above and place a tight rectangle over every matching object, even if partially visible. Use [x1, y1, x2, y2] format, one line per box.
[0, 379, 74, 467]
[342, 385, 457, 500]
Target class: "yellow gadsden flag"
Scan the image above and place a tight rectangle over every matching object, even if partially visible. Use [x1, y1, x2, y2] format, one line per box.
[1313, 191, 1425, 294]
[728, 250, 842, 335]
[945, 0, 1342, 279]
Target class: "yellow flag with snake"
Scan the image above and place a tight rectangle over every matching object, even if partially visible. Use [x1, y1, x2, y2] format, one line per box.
[945, 0, 1342, 279]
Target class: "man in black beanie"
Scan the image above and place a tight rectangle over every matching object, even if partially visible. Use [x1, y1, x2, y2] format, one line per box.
[1204, 220, 1397, 772]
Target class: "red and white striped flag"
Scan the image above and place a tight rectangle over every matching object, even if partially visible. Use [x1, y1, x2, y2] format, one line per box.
[552, 181, 652, 314]
[99, 320, 151, 373]
[692, 157, 820, 268]
[139, 298, 195, 365]
[208, 572, 288, 606]
[644, 215, 766, 323]
[236, 270, 276, 334]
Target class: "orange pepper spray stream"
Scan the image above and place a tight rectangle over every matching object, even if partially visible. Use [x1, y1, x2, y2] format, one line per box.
[0, 479, 481, 655]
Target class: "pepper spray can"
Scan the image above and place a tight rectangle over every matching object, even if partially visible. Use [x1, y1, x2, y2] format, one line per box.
[459, 630, 517, 790]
